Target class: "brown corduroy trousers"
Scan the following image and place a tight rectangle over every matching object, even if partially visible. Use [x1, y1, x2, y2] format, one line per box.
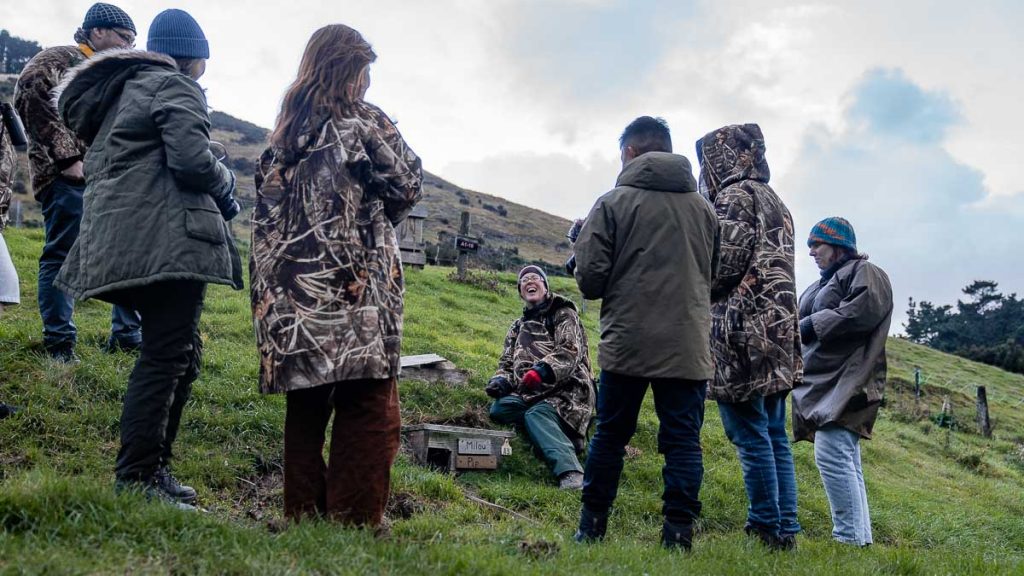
[284, 378, 400, 526]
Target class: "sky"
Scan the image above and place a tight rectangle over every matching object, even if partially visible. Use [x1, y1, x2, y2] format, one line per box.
[3, 0, 1021, 331]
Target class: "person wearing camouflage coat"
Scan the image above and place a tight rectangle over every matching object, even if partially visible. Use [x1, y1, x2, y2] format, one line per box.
[13, 2, 141, 360]
[697, 123, 802, 550]
[486, 265, 596, 489]
[251, 24, 422, 526]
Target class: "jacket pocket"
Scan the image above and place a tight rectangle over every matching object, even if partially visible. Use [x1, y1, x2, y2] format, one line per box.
[185, 207, 225, 245]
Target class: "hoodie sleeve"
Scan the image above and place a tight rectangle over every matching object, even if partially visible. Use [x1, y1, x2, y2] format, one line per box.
[14, 49, 83, 168]
[710, 186, 756, 301]
[537, 306, 587, 387]
[150, 74, 234, 201]
[573, 196, 615, 300]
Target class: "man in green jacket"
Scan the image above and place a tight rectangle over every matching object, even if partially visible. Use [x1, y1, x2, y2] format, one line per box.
[14, 2, 142, 362]
[572, 117, 720, 551]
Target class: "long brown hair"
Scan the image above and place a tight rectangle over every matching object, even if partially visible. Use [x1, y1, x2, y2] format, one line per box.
[270, 24, 376, 156]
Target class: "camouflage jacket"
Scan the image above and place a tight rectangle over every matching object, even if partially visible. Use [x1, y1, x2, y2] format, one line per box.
[492, 293, 596, 439]
[252, 102, 423, 394]
[697, 124, 803, 403]
[14, 45, 89, 199]
[0, 119, 14, 230]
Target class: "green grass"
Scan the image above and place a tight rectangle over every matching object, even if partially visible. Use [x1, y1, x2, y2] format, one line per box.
[1, 226, 1023, 575]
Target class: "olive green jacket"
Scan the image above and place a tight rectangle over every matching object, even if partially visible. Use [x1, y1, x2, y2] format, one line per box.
[574, 151, 720, 380]
[54, 49, 242, 301]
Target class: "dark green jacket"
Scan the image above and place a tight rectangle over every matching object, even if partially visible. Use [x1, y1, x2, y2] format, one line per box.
[574, 151, 720, 380]
[54, 49, 242, 301]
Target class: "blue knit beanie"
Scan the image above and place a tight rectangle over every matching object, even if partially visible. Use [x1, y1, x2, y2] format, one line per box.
[808, 217, 857, 252]
[147, 9, 209, 59]
[82, 3, 136, 34]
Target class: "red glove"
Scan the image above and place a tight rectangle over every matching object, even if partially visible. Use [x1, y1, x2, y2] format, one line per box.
[521, 369, 542, 391]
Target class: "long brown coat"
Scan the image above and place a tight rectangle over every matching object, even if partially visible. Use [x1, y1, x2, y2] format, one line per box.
[792, 259, 893, 441]
[493, 294, 596, 439]
[251, 103, 423, 394]
[698, 124, 803, 403]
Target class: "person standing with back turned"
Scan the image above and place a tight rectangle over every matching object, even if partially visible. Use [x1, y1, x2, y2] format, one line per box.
[697, 123, 803, 550]
[252, 24, 423, 527]
[572, 116, 719, 551]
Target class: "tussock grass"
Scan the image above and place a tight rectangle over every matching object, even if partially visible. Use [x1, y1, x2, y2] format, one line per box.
[1, 227, 1022, 574]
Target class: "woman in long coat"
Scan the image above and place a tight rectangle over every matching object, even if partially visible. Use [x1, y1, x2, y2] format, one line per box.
[792, 217, 893, 547]
[251, 24, 422, 526]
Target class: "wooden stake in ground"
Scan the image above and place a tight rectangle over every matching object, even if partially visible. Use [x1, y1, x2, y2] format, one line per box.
[456, 211, 471, 279]
[976, 386, 992, 438]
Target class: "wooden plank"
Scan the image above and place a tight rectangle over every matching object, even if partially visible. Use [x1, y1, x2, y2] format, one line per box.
[456, 455, 497, 469]
[402, 423, 515, 437]
[401, 354, 448, 368]
[458, 438, 492, 455]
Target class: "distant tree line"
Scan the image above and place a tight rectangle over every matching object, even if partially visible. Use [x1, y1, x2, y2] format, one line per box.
[905, 280, 1024, 375]
[0, 30, 42, 75]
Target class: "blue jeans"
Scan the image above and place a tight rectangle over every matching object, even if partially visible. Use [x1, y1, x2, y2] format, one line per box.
[814, 424, 872, 546]
[717, 391, 801, 537]
[489, 395, 582, 478]
[582, 371, 706, 523]
[39, 178, 140, 350]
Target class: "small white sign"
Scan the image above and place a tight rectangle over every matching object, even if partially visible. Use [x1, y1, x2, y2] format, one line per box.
[458, 438, 492, 455]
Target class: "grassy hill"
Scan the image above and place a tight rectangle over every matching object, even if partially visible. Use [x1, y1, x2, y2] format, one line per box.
[1, 227, 1023, 574]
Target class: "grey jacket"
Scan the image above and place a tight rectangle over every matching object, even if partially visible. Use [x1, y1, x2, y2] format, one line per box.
[54, 49, 242, 301]
[792, 258, 893, 441]
[574, 151, 720, 380]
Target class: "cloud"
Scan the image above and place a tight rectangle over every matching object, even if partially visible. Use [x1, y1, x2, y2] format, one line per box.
[780, 68, 1024, 332]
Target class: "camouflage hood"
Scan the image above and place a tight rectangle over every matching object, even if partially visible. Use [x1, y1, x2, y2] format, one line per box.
[56, 49, 177, 145]
[696, 123, 771, 202]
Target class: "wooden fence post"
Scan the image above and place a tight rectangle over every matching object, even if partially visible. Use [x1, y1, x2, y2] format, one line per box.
[456, 211, 470, 279]
[976, 386, 992, 438]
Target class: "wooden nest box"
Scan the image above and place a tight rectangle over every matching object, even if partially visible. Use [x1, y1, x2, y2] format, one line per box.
[397, 204, 428, 268]
[403, 424, 515, 472]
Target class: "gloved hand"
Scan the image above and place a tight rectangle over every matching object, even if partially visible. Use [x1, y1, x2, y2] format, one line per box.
[485, 376, 512, 399]
[521, 369, 543, 391]
[216, 194, 241, 221]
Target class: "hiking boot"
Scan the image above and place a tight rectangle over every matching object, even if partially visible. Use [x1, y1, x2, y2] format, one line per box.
[573, 505, 608, 543]
[558, 471, 584, 490]
[744, 522, 789, 551]
[115, 477, 197, 511]
[662, 519, 694, 551]
[154, 465, 198, 504]
[46, 345, 80, 365]
[0, 402, 20, 419]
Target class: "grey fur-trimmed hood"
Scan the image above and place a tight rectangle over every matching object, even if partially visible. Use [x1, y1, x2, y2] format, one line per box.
[55, 48, 178, 144]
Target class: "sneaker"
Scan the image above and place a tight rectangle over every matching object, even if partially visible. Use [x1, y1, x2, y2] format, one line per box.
[0, 402, 20, 419]
[154, 465, 198, 504]
[46, 345, 80, 364]
[573, 505, 608, 543]
[662, 519, 694, 551]
[558, 471, 584, 490]
[116, 477, 197, 511]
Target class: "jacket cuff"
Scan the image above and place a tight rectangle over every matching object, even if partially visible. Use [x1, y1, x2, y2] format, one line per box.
[55, 155, 82, 170]
[799, 316, 816, 344]
[532, 362, 555, 384]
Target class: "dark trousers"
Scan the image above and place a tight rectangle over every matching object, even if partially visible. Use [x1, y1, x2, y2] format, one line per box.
[284, 378, 401, 526]
[581, 371, 707, 523]
[39, 178, 141, 350]
[113, 280, 205, 481]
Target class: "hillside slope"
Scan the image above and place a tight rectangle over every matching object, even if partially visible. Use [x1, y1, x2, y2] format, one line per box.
[1, 227, 1022, 574]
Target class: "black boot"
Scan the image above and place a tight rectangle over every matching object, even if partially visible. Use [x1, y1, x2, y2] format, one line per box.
[154, 465, 198, 504]
[662, 518, 694, 551]
[744, 522, 792, 551]
[0, 402, 20, 419]
[115, 477, 196, 511]
[574, 505, 608, 543]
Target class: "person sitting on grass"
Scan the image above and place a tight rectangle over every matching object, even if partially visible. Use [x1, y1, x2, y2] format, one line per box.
[486, 265, 596, 490]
